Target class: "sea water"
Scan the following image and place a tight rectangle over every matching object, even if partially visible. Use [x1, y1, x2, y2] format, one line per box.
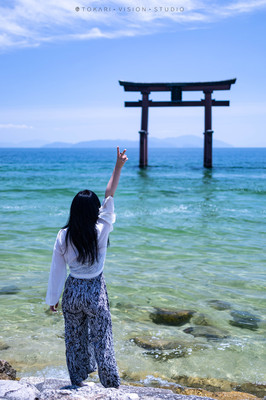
[0, 147, 265, 388]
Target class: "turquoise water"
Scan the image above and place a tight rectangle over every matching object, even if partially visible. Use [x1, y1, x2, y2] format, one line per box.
[0, 147, 265, 388]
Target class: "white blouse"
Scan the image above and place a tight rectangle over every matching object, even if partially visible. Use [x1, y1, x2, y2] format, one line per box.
[45, 196, 115, 306]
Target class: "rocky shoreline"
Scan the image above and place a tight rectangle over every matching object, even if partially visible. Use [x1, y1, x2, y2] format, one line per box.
[0, 361, 265, 400]
[1, 376, 264, 400]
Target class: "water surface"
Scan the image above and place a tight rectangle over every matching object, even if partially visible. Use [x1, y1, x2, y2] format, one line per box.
[0, 147, 265, 388]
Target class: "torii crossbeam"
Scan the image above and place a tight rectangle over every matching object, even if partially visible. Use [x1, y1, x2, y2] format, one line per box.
[119, 79, 236, 168]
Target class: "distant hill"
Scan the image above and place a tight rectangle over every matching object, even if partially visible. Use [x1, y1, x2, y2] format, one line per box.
[42, 135, 233, 148]
[150, 135, 232, 148]
[0, 140, 50, 148]
[42, 141, 73, 148]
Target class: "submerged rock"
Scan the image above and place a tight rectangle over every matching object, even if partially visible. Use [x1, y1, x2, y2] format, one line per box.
[132, 337, 189, 361]
[174, 386, 259, 400]
[208, 300, 232, 310]
[115, 302, 135, 310]
[0, 341, 10, 351]
[131, 336, 206, 362]
[131, 336, 179, 350]
[150, 308, 195, 326]
[0, 285, 20, 295]
[229, 310, 261, 331]
[172, 374, 265, 399]
[131, 336, 204, 351]
[236, 382, 266, 399]
[0, 360, 16, 380]
[191, 313, 213, 326]
[183, 326, 229, 340]
[144, 348, 188, 361]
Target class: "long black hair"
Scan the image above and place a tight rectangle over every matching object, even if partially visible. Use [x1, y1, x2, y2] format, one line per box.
[62, 190, 101, 265]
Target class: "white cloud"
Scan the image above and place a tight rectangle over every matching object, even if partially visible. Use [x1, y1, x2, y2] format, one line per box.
[0, 0, 266, 50]
[224, 0, 266, 13]
[0, 123, 33, 129]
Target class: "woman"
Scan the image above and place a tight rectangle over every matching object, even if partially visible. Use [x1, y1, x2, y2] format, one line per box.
[46, 147, 128, 388]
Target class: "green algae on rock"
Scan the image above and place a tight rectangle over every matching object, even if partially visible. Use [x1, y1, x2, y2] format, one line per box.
[150, 308, 195, 327]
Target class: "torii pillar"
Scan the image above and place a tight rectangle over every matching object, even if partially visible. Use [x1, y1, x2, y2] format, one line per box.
[204, 90, 213, 168]
[139, 90, 149, 167]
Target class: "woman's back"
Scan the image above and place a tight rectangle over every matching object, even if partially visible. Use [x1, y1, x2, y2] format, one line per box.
[55, 196, 116, 279]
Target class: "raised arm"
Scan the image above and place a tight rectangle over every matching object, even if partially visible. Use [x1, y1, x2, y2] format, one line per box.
[105, 147, 128, 198]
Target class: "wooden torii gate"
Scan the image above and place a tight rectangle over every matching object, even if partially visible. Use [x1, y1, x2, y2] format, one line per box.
[119, 79, 236, 168]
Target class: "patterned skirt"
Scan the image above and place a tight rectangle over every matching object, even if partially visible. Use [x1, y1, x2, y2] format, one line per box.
[62, 273, 120, 387]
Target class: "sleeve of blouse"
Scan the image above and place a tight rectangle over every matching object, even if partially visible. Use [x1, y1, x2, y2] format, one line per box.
[45, 231, 67, 306]
[98, 196, 116, 232]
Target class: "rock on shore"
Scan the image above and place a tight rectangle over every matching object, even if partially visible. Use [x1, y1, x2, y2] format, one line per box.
[0, 377, 218, 400]
[0, 361, 16, 380]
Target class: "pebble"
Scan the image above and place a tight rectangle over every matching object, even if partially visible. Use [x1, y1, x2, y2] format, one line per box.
[127, 393, 139, 400]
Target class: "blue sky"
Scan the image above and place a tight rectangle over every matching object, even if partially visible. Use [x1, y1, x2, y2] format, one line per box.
[0, 0, 266, 147]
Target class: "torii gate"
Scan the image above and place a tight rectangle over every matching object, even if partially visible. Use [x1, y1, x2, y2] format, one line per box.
[119, 79, 236, 168]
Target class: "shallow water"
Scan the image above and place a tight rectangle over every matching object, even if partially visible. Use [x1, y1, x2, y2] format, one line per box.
[0, 147, 265, 388]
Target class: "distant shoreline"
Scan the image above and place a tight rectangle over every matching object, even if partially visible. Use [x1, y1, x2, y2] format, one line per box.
[0, 135, 234, 149]
[1, 146, 266, 149]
